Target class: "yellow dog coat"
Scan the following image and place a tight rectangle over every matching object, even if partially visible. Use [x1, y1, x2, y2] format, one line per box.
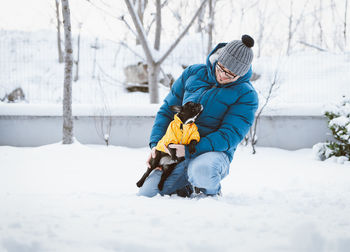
[156, 114, 200, 153]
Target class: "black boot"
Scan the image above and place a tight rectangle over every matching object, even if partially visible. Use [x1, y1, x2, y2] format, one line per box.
[175, 184, 193, 198]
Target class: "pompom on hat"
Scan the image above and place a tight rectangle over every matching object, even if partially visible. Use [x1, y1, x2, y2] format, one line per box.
[217, 34, 254, 76]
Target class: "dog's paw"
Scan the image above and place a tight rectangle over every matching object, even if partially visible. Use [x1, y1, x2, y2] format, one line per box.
[188, 141, 197, 154]
[188, 146, 196, 154]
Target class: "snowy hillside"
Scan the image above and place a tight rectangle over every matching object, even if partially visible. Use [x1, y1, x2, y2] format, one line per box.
[0, 142, 349, 252]
[1, 30, 349, 108]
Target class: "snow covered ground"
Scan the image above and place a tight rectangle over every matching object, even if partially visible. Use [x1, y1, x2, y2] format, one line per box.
[0, 142, 349, 252]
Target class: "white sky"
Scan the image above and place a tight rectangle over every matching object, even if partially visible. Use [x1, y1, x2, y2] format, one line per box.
[0, 0, 127, 40]
[0, 0, 349, 54]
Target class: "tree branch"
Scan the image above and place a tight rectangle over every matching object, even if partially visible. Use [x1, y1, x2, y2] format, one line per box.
[119, 41, 145, 60]
[125, 0, 154, 63]
[119, 15, 139, 39]
[250, 63, 281, 153]
[157, 0, 208, 65]
[292, 0, 310, 35]
[298, 41, 327, 51]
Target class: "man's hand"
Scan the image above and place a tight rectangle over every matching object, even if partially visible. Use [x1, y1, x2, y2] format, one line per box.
[167, 144, 185, 158]
[146, 147, 162, 170]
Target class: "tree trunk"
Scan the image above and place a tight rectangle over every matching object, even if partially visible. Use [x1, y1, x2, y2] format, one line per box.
[92, 38, 99, 79]
[55, 0, 63, 63]
[61, 0, 74, 144]
[196, 3, 205, 33]
[286, 0, 308, 55]
[257, 14, 264, 58]
[313, 0, 324, 48]
[74, 23, 81, 82]
[286, 0, 293, 56]
[154, 0, 161, 50]
[207, 0, 215, 54]
[344, 0, 348, 47]
[148, 62, 160, 103]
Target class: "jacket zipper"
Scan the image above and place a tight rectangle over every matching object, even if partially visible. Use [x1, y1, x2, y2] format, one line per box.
[181, 128, 188, 145]
[197, 84, 216, 104]
[180, 126, 184, 144]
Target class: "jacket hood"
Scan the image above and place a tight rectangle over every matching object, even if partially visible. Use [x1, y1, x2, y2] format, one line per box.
[206, 43, 252, 87]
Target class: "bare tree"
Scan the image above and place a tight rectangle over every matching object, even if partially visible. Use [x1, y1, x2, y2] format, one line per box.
[74, 23, 82, 82]
[154, 0, 161, 50]
[286, 1, 294, 55]
[95, 107, 113, 146]
[243, 62, 281, 154]
[330, 0, 338, 50]
[236, 0, 258, 35]
[61, 0, 74, 144]
[55, 0, 63, 63]
[113, 40, 123, 68]
[124, 0, 208, 103]
[310, 0, 324, 48]
[91, 38, 99, 79]
[167, 1, 189, 33]
[196, 2, 206, 33]
[255, 0, 268, 58]
[119, 1, 168, 46]
[344, 0, 348, 47]
[94, 76, 113, 146]
[317, 0, 324, 47]
[285, 0, 309, 55]
[207, 0, 216, 54]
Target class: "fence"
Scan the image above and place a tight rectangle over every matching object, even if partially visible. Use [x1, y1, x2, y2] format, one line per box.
[0, 30, 206, 105]
[1, 29, 349, 107]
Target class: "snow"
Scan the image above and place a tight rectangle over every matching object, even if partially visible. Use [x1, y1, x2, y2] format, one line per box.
[330, 116, 349, 128]
[0, 142, 349, 252]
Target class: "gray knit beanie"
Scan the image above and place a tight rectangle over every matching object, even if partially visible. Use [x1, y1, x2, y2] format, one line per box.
[218, 35, 254, 76]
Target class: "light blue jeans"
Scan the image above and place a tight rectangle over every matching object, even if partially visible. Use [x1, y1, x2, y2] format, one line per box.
[138, 152, 230, 197]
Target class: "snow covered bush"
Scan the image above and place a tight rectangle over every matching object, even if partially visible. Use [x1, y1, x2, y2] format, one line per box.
[313, 96, 350, 163]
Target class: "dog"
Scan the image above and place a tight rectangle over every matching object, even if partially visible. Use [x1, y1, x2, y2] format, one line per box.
[136, 101, 203, 191]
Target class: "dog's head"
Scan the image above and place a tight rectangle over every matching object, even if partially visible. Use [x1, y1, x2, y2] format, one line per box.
[170, 102, 203, 124]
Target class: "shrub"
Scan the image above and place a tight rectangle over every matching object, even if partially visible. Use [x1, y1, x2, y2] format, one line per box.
[313, 96, 350, 163]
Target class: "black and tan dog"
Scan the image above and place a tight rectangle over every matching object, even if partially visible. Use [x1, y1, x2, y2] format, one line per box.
[136, 101, 203, 190]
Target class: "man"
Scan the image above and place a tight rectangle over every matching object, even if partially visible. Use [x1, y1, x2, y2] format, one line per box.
[138, 35, 259, 197]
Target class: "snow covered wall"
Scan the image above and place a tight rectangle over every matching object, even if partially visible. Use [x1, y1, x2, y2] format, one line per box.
[0, 104, 332, 149]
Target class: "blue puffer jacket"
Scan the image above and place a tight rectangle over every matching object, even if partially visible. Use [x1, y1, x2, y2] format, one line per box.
[150, 43, 259, 162]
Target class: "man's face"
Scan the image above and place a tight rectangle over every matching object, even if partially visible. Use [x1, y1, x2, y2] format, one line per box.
[215, 62, 240, 84]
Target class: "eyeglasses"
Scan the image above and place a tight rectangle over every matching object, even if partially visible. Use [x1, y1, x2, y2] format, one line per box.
[216, 63, 238, 79]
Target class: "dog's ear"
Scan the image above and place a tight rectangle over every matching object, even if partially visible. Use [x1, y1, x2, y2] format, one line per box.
[170, 105, 182, 113]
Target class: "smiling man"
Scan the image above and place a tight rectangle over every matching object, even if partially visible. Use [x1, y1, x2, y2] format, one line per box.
[139, 35, 259, 197]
